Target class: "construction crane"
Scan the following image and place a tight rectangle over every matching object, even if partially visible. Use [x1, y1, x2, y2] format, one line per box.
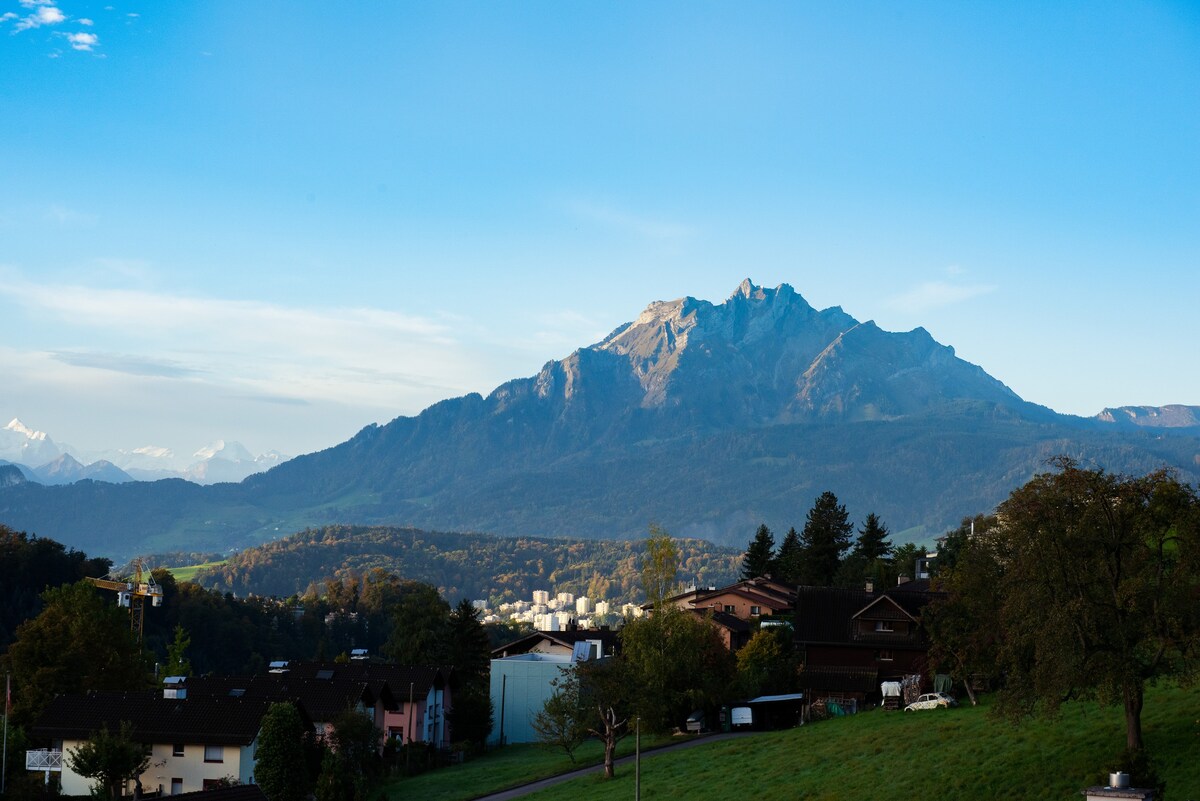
[88, 559, 164, 643]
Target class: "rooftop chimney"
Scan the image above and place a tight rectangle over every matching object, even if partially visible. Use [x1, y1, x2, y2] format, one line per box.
[865, 578, 875, 593]
[897, 574, 911, 585]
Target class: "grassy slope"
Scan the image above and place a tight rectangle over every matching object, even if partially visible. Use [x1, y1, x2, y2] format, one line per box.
[382, 735, 679, 801]
[166, 561, 226, 583]
[386, 685, 1199, 801]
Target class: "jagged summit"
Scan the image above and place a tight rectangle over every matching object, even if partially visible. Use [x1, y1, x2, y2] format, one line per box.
[5, 418, 48, 441]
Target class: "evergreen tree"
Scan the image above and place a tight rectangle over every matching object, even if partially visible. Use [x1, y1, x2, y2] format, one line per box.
[798, 492, 853, 586]
[774, 527, 803, 584]
[740, 524, 776, 580]
[162, 624, 193, 681]
[444, 599, 494, 746]
[852, 513, 891, 562]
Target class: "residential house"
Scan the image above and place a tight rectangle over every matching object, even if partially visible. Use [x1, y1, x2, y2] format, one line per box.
[688, 608, 752, 652]
[33, 691, 310, 796]
[687, 577, 797, 621]
[792, 579, 940, 707]
[488, 652, 575, 746]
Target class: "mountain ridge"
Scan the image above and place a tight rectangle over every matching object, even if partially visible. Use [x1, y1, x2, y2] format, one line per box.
[0, 280, 1197, 560]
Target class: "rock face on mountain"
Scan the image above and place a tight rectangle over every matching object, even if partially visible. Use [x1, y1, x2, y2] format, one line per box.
[0, 280, 1197, 559]
[1096, 405, 1200, 432]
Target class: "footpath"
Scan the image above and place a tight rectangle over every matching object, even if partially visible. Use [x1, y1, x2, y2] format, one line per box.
[469, 731, 754, 801]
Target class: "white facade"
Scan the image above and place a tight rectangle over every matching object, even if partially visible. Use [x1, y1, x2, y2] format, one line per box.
[575, 596, 592, 614]
[532, 590, 550, 605]
[58, 738, 257, 797]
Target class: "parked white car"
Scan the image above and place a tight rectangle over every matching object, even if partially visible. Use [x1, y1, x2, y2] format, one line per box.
[904, 692, 957, 711]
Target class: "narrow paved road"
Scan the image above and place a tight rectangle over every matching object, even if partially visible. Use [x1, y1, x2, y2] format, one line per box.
[470, 732, 755, 801]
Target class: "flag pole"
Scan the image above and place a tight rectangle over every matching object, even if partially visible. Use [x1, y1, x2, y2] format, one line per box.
[2, 672, 11, 795]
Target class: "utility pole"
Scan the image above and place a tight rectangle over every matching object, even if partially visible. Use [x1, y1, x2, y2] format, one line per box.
[634, 715, 640, 801]
[406, 681, 414, 774]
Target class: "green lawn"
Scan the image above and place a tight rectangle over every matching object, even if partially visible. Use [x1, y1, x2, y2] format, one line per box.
[166, 561, 227, 583]
[381, 734, 681, 801]
[384, 684, 1199, 801]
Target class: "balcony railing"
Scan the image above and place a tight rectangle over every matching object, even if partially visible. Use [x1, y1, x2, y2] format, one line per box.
[849, 629, 921, 645]
[26, 750, 63, 771]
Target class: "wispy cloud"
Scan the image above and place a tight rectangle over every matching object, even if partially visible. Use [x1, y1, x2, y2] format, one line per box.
[51, 350, 202, 378]
[885, 280, 996, 314]
[0, 274, 492, 411]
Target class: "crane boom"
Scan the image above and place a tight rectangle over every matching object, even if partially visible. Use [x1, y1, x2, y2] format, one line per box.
[87, 559, 164, 643]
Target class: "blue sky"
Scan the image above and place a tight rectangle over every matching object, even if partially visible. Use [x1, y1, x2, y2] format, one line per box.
[2, 1, 1198, 459]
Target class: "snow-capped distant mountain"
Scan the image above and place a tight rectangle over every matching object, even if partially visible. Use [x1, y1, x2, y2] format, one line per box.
[1, 418, 63, 466]
[180, 441, 289, 484]
[1, 418, 290, 485]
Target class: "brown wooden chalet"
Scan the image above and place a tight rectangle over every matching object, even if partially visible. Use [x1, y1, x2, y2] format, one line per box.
[792, 579, 940, 706]
[684, 577, 798, 621]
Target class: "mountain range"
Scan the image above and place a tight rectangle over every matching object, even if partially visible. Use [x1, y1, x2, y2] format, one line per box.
[0, 280, 1197, 560]
[0, 419, 289, 485]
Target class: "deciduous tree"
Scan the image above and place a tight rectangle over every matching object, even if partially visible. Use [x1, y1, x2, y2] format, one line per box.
[65, 721, 149, 801]
[992, 460, 1200, 756]
[640, 525, 679, 609]
[255, 702, 313, 801]
[2, 581, 146, 727]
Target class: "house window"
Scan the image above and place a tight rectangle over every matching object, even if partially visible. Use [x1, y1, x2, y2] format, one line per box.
[750, 605, 761, 616]
[874, 621, 894, 632]
[171, 779, 183, 796]
[723, 605, 735, 613]
[203, 744, 223, 763]
[203, 779, 223, 790]
[877, 649, 894, 662]
[172, 744, 184, 757]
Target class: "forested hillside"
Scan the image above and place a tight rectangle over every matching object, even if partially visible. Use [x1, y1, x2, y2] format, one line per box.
[195, 524, 742, 604]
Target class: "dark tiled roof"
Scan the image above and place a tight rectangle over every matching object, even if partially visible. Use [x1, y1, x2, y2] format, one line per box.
[691, 609, 751, 633]
[185, 674, 378, 722]
[693, 587, 793, 609]
[33, 692, 281, 745]
[491, 630, 621, 658]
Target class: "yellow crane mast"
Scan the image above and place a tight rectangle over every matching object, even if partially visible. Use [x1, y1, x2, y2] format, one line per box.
[88, 559, 164, 643]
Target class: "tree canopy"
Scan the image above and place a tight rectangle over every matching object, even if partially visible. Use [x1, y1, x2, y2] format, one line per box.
[65, 721, 150, 801]
[2, 580, 147, 727]
[640, 525, 680, 608]
[927, 459, 1200, 762]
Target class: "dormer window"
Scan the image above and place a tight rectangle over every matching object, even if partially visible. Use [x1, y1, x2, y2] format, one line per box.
[874, 621, 894, 632]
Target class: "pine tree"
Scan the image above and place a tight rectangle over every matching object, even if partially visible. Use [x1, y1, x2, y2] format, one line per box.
[852, 513, 892, 562]
[740, 524, 776, 580]
[799, 492, 853, 586]
[774, 527, 803, 584]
